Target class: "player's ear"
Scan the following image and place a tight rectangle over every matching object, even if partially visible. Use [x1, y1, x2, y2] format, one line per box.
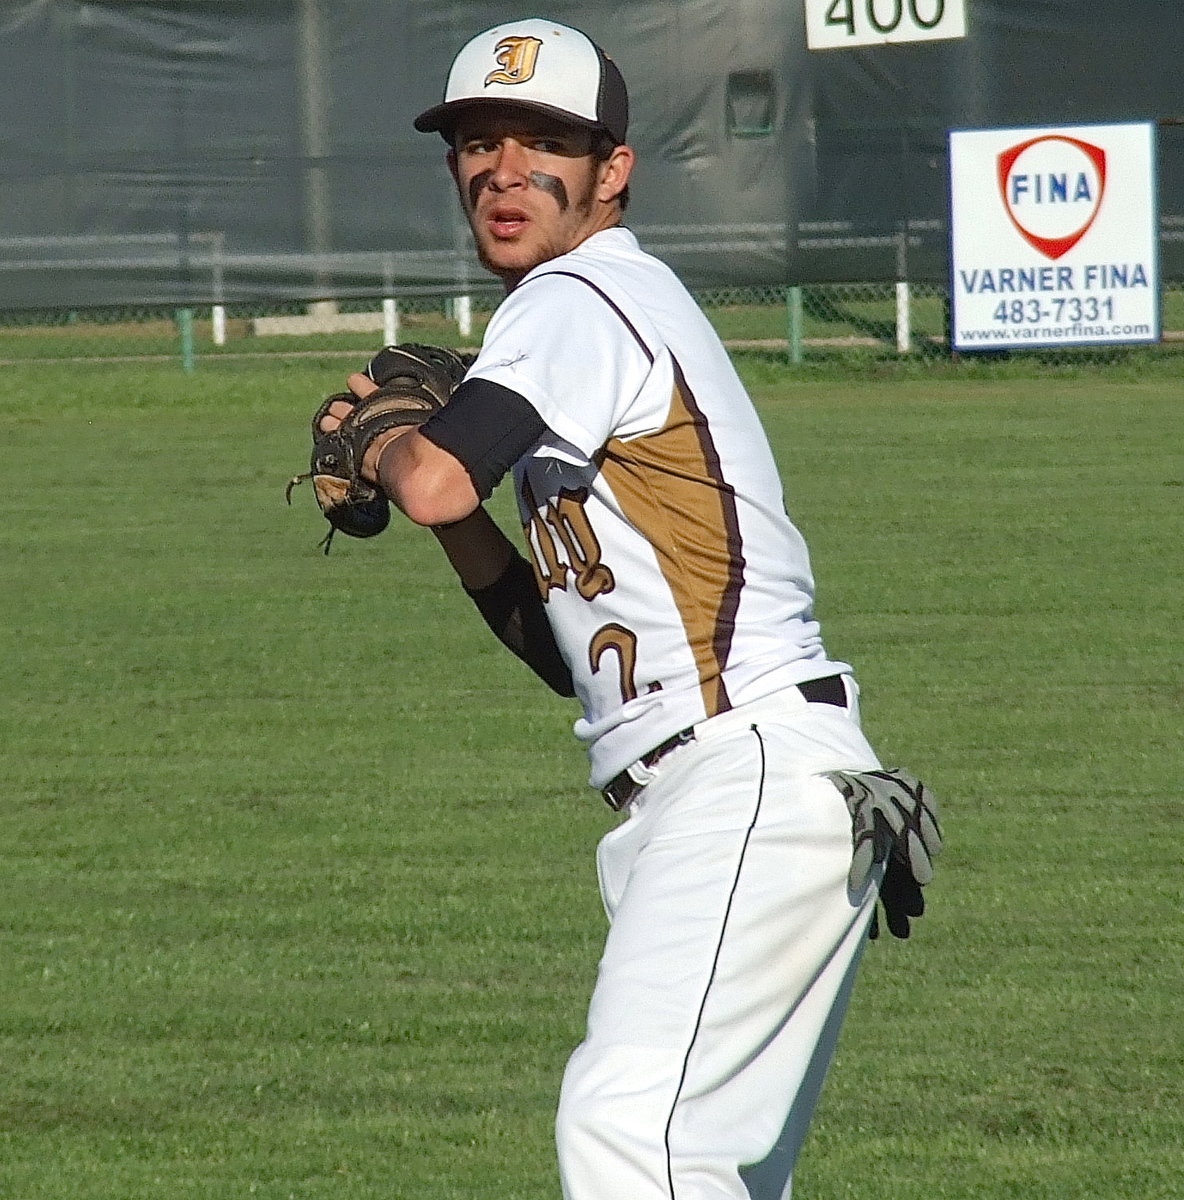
[596, 144, 634, 205]
[446, 146, 459, 185]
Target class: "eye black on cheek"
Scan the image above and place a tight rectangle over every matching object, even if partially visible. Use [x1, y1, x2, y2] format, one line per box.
[528, 172, 569, 212]
[467, 170, 494, 210]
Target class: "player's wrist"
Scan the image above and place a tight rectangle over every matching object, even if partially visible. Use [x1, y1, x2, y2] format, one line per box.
[363, 427, 414, 488]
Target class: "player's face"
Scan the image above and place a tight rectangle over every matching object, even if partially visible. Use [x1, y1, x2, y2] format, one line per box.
[448, 107, 633, 289]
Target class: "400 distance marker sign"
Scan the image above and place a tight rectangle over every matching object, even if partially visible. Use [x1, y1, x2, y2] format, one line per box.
[805, 0, 965, 48]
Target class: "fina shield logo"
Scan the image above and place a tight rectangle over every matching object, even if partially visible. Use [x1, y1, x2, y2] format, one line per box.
[997, 135, 1107, 260]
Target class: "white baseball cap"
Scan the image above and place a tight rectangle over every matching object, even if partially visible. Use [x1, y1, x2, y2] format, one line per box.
[414, 18, 629, 145]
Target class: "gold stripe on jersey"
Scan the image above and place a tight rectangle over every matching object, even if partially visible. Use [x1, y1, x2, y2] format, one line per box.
[595, 359, 745, 717]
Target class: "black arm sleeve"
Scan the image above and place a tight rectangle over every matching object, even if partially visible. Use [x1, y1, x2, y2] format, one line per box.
[463, 552, 575, 698]
[419, 378, 548, 500]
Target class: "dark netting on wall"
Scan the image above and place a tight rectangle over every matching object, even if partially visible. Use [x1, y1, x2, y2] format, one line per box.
[796, 0, 1184, 284]
[0, 0, 1180, 305]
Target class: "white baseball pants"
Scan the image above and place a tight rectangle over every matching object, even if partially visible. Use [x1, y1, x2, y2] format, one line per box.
[556, 687, 882, 1200]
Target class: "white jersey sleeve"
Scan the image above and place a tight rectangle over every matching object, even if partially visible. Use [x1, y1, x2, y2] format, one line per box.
[466, 270, 671, 462]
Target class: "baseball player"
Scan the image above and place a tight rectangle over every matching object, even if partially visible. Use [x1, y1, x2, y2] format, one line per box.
[307, 18, 941, 1199]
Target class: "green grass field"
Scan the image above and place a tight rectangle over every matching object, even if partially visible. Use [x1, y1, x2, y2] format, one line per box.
[2, 358, 1181, 1199]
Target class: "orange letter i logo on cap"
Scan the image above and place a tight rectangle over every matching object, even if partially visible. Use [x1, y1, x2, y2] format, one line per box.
[485, 36, 543, 86]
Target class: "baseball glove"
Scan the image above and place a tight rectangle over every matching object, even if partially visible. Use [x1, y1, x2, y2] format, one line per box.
[824, 767, 943, 939]
[286, 344, 471, 553]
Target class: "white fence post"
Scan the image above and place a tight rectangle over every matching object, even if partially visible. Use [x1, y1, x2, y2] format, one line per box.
[895, 281, 912, 354]
[455, 294, 473, 339]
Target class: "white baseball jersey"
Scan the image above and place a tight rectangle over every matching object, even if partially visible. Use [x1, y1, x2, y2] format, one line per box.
[467, 227, 850, 788]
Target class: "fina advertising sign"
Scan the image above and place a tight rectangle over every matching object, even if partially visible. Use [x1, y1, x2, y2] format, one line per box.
[949, 122, 1159, 351]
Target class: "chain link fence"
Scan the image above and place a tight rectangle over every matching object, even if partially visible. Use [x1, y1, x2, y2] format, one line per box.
[2, 281, 1182, 372]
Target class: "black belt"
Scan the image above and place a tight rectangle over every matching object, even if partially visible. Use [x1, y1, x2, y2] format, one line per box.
[601, 675, 849, 810]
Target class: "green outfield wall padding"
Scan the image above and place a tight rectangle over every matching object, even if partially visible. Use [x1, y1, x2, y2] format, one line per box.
[0, 0, 1179, 306]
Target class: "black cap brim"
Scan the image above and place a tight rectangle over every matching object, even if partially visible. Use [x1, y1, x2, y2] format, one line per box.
[414, 97, 622, 144]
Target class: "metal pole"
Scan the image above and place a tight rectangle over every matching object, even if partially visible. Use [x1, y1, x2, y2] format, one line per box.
[787, 286, 804, 364]
[297, 0, 333, 309]
[177, 308, 196, 372]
